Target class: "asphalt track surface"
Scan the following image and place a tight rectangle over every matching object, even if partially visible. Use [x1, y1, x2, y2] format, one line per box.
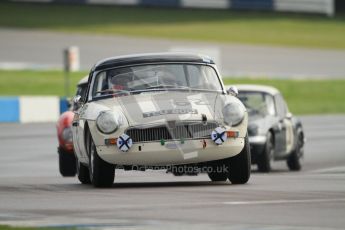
[0, 115, 345, 229]
[1, 28, 345, 78]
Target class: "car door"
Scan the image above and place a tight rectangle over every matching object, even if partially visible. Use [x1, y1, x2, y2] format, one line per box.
[72, 107, 82, 158]
[274, 94, 294, 156]
[72, 86, 89, 161]
[76, 104, 88, 159]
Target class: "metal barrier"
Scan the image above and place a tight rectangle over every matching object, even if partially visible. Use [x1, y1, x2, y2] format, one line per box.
[0, 96, 68, 123]
[275, 0, 334, 16]
[11, 0, 336, 16]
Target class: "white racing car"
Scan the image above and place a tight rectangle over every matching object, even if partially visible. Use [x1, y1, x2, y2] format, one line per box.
[72, 53, 250, 187]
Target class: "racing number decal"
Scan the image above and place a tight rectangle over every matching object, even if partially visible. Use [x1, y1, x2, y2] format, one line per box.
[173, 100, 191, 106]
[117, 134, 133, 152]
[172, 99, 209, 106]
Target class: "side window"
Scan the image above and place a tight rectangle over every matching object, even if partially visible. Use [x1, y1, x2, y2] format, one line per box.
[75, 86, 82, 97]
[187, 65, 220, 90]
[265, 94, 276, 116]
[92, 72, 108, 97]
[275, 94, 287, 118]
[79, 84, 88, 101]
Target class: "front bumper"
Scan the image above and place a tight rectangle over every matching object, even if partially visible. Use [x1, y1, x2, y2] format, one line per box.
[96, 137, 245, 166]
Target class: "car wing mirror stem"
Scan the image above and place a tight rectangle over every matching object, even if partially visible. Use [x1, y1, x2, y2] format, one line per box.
[227, 86, 239, 97]
[73, 95, 83, 110]
[286, 112, 293, 119]
[73, 95, 81, 104]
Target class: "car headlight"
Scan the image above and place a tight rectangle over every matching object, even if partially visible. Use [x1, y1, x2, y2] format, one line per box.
[96, 111, 120, 134]
[222, 103, 245, 126]
[62, 126, 73, 142]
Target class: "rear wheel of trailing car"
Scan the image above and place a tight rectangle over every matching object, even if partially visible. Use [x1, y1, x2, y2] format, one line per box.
[287, 128, 303, 171]
[207, 160, 229, 182]
[58, 147, 76, 177]
[257, 132, 274, 173]
[87, 131, 115, 188]
[228, 135, 251, 184]
[77, 159, 91, 184]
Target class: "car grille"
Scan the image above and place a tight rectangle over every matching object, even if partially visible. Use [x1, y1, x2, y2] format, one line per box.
[126, 122, 218, 143]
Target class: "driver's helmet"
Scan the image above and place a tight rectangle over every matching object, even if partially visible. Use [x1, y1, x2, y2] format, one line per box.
[109, 67, 133, 91]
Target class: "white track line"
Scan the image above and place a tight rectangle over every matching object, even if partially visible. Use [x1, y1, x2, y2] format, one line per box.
[223, 198, 345, 205]
[310, 166, 345, 174]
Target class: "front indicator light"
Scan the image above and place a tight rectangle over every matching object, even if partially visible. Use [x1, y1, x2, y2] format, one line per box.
[227, 131, 239, 138]
[105, 138, 117, 145]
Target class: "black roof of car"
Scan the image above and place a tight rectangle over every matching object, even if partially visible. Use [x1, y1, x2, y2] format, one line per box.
[93, 53, 215, 71]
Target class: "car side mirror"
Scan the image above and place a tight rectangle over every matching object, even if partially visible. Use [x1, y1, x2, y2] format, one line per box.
[286, 112, 292, 119]
[227, 86, 239, 97]
[73, 95, 82, 104]
[73, 95, 84, 110]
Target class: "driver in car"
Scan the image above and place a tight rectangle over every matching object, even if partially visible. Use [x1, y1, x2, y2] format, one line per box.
[108, 68, 134, 95]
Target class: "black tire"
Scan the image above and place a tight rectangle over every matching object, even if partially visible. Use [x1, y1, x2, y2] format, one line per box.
[287, 129, 303, 171]
[185, 171, 199, 176]
[171, 165, 198, 176]
[77, 159, 91, 184]
[58, 147, 76, 177]
[207, 161, 229, 182]
[228, 135, 251, 184]
[171, 166, 184, 176]
[87, 131, 115, 188]
[257, 132, 274, 173]
[172, 171, 184, 176]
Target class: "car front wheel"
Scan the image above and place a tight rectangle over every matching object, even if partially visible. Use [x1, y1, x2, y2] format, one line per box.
[257, 132, 274, 173]
[228, 135, 251, 184]
[287, 128, 303, 171]
[58, 147, 76, 177]
[207, 160, 229, 182]
[77, 159, 91, 184]
[87, 131, 115, 188]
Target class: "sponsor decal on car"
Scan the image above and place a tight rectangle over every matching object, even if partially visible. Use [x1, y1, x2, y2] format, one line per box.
[143, 109, 198, 118]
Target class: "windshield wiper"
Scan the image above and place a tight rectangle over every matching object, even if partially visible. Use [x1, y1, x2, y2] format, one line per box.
[96, 89, 131, 95]
[146, 85, 190, 90]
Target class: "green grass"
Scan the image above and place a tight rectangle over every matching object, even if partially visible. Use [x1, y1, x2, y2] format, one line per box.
[223, 78, 345, 114]
[1, 70, 344, 114]
[0, 70, 87, 97]
[0, 225, 75, 230]
[0, 2, 345, 49]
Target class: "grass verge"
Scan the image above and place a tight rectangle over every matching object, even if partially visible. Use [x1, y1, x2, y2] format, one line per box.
[0, 70, 88, 97]
[223, 78, 345, 114]
[0, 225, 75, 230]
[1, 70, 344, 115]
[0, 2, 345, 49]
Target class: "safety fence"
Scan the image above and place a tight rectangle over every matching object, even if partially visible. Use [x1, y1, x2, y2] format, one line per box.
[0, 96, 69, 123]
[11, 0, 337, 16]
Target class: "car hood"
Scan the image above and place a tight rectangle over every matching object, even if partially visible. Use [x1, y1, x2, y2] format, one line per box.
[87, 91, 239, 126]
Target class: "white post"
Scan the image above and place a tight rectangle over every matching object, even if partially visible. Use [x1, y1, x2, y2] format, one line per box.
[64, 46, 80, 72]
[326, 0, 335, 17]
[63, 46, 80, 97]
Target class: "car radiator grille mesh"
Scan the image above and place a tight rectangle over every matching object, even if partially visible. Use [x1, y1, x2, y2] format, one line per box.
[126, 122, 218, 143]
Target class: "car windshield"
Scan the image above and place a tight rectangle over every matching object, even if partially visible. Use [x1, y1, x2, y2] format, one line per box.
[91, 64, 222, 99]
[238, 91, 276, 116]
